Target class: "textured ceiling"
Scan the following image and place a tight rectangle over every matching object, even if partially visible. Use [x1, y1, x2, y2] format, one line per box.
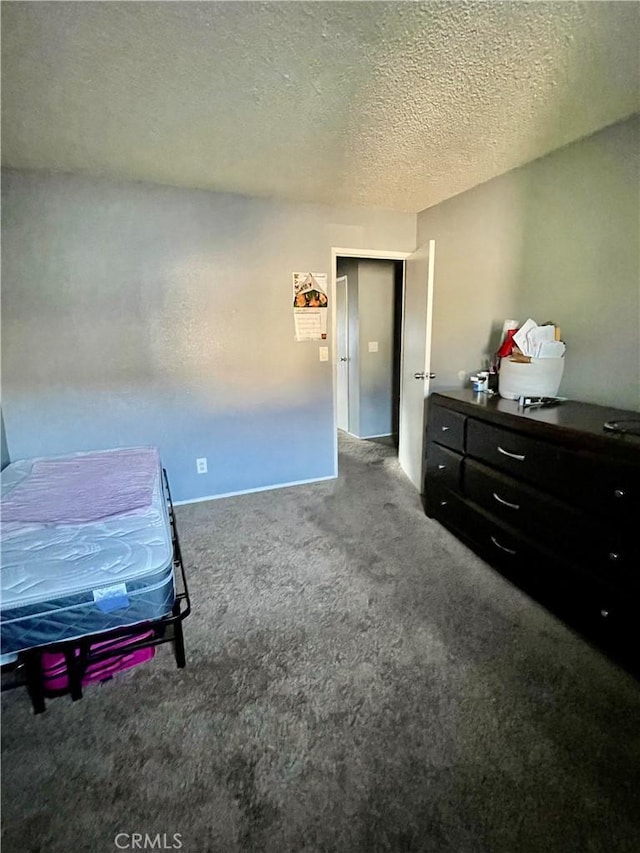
[2, 1, 639, 213]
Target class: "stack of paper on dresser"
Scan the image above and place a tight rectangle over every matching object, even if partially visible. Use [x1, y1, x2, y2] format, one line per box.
[512, 318, 566, 361]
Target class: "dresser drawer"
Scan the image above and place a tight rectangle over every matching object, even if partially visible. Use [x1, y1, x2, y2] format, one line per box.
[466, 417, 563, 494]
[560, 450, 640, 519]
[556, 570, 635, 658]
[426, 486, 530, 575]
[427, 405, 466, 452]
[428, 483, 636, 651]
[424, 485, 470, 534]
[586, 531, 640, 593]
[425, 443, 462, 493]
[464, 458, 639, 590]
[457, 502, 555, 586]
[462, 459, 582, 561]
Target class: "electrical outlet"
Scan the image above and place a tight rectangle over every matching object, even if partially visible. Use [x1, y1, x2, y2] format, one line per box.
[368, 341, 378, 353]
[196, 457, 208, 474]
[458, 370, 467, 381]
[319, 346, 329, 362]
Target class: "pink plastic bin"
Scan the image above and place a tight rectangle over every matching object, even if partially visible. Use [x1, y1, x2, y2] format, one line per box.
[41, 629, 155, 693]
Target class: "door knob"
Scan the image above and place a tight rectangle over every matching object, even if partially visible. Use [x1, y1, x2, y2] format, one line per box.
[414, 372, 436, 379]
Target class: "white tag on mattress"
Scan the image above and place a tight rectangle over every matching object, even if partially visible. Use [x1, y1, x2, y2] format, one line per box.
[93, 583, 129, 613]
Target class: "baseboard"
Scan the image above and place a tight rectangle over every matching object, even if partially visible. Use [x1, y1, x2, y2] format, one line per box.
[341, 430, 393, 440]
[174, 473, 337, 506]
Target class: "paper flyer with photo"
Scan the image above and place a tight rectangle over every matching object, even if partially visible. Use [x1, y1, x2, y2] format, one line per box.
[292, 272, 328, 341]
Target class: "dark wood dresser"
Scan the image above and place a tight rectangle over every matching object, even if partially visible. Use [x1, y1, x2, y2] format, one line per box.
[424, 390, 640, 667]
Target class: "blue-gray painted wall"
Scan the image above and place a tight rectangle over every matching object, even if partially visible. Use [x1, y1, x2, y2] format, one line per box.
[1, 170, 416, 501]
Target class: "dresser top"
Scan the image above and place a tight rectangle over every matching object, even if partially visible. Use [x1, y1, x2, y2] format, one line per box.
[431, 390, 640, 458]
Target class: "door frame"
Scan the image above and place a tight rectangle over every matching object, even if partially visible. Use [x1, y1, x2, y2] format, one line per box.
[330, 247, 411, 476]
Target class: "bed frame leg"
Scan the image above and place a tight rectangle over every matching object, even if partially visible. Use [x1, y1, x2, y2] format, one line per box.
[23, 651, 46, 715]
[65, 647, 84, 702]
[172, 604, 186, 669]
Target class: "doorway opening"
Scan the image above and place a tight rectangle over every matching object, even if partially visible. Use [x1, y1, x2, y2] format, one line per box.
[332, 241, 436, 492]
[335, 256, 405, 455]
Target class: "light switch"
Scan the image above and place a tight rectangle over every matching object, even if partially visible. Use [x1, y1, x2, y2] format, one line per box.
[368, 341, 379, 353]
[319, 346, 329, 362]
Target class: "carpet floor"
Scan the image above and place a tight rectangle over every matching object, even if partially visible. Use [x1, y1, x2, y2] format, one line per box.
[2, 432, 639, 853]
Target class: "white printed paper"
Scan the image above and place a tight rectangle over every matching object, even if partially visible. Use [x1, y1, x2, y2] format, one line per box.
[513, 318, 565, 358]
[513, 318, 538, 356]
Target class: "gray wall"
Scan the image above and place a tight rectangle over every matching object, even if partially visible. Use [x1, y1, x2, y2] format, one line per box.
[418, 115, 640, 411]
[336, 259, 396, 438]
[1, 170, 416, 501]
[355, 260, 395, 437]
[0, 408, 9, 470]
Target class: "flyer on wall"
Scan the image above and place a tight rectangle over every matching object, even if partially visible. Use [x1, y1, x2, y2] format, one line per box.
[292, 272, 328, 341]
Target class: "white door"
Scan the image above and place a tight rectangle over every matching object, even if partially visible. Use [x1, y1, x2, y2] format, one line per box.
[335, 276, 349, 431]
[398, 240, 436, 491]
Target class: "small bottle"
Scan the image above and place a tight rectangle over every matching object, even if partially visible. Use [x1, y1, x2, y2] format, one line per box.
[471, 373, 488, 393]
[488, 357, 499, 392]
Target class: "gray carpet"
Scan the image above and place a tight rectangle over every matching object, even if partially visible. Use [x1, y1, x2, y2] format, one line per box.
[2, 432, 640, 853]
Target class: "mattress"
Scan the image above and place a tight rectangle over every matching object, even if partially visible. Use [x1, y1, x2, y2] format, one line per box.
[1, 447, 175, 656]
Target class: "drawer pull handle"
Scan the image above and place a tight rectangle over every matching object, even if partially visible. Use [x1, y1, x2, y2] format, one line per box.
[490, 535, 517, 555]
[497, 446, 525, 461]
[438, 464, 446, 470]
[439, 500, 448, 507]
[441, 426, 450, 432]
[492, 492, 520, 510]
[614, 489, 626, 499]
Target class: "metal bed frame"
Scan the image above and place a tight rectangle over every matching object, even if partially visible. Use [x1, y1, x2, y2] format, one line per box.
[1, 469, 191, 714]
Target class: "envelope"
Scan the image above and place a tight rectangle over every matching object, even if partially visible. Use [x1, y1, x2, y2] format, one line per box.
[513, 318, 538, 356]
